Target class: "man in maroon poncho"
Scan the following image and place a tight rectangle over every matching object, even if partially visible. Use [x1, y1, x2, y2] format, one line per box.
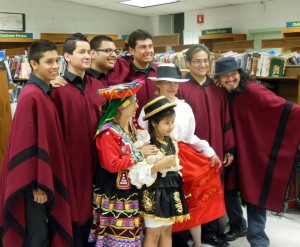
[215, 57, 300, 247]
[51, 33, 106, 246]
[86, 35, 119, 87]
[0, 40, 77, 247]
[177, 44, 235, 247]
[108, 29, 157, 116]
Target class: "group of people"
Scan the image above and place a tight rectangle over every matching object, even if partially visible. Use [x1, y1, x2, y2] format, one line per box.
[0, 28, 299, 247]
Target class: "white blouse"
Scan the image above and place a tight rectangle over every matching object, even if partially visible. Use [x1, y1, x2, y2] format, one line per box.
[138, 97, 215, 157]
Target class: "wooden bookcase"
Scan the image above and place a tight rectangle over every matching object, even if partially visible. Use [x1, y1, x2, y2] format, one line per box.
[212, 40, 254, 53]
[152, 33, 180, 53]
[0, 38, 37, 50]
[0, 63, 12, 170]
[281, 27, 300, 52]
[256, 66, 300, 104]
[40, 33, 119, 43]
[199, 33, 247, 52]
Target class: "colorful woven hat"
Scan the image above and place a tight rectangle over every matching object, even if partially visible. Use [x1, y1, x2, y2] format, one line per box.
[143, 95, 177, 120]
[96, 81, 143, 135]
[97, 81, 142, 100]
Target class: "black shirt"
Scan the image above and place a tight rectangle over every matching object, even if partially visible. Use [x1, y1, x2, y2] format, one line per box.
[26, 74, 52, 95]
[63, 70, 86, 94]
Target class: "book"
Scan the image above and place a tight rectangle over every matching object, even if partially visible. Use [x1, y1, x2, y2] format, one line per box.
[0, 50, 13, 84]
[260, 53, 272, 77]
[250, 52, 260, 76]
[268, 57, 285, 77]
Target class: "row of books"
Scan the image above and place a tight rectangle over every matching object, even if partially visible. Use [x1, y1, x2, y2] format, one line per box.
[153, 49, 223, 75]
[1, 49, 67, 85]
[154, 48, 300, 78]
[222, 50, 300, 77]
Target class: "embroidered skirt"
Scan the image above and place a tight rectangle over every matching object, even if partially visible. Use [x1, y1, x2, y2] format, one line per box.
[88, 167, 143, 247]
[172, 142, 226, 232]
[138, 171, 190, 224]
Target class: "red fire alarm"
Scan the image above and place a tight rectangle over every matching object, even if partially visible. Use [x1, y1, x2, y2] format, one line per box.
[197, 15, 204, 24]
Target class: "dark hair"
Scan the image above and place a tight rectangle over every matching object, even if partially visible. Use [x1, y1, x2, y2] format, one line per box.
[215, 68, 255, 91]
[90, 35, 113, 50]
[186, 44, 210, 62]
[28, 39, 57, 64]
[147, 108, 175, 135]
[239, 69, 255, 89]
[63, 32, 89, 54]
[128, 29, 152, 49]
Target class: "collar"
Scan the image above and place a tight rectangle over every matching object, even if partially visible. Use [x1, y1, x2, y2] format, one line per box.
[26, 74, 52, 95]
[86, 68, 109, 80]
[186, 72, 212, 87]
[131, 60, 155, 76]
[227, 80, 247, 101]
[63, 69, 86, 83]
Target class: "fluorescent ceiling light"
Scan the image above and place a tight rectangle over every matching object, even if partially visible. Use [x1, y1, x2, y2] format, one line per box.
[120, 0, 179, 8]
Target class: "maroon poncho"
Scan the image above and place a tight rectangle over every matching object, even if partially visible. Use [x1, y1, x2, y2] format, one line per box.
[108, 56, 157, 115]
[51, 73, 105, 239]
[0, 81, 76, 247]
[229, 81, 300, 212]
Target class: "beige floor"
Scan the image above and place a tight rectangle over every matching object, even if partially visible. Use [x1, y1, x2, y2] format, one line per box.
[201, 208, 300, 247]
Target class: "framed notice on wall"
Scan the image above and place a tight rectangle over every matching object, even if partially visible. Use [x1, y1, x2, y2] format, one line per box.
[0, 12, 25, 32]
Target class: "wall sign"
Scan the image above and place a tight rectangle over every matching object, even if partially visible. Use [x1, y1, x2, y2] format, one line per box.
[0, 32, 32, 38]
[0, 12, 25, 32]
[286, 21, 300, 28]
[197, 15, 204, 24]
[201, 28, 232, 35]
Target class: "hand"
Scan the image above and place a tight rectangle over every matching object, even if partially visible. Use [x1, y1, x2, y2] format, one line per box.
[139, 144, 160, 158]
[152, 155, 176, 174]
[50, 76, 67, 88]
[210, 154, 222, 168]
[33, 188, 48, 204]
[159, 155, 176, 169]
[223, 153, 234, 167]
[212, 77, 223, 87]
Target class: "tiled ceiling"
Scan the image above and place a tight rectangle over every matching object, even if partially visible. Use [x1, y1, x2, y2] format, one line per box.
[65, 0, 271, 17]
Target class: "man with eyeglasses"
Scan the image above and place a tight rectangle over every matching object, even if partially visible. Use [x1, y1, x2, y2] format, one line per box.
[176, 44, 235, 247]
[87, 35, 119, 87]
[51, 33, 106, 247]
[214, 57, 300, 247]
[108, 29, 157, 116]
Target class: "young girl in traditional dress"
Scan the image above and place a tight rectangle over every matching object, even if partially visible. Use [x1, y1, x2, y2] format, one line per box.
[135, 95, 190, 247]
[139, 64, 226, 247]
[88, 82, 174, 247]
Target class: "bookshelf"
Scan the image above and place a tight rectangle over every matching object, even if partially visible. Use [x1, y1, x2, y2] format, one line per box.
[0, 62, 12, 169]
[199, 33, 247, 52]
[212, 40, 254, 53]
[282, 28, 300, 52]
[261, 37, 300, 51]
[152, 33, 180, 53]
[0, 38, 36, 50]
[40, 33, 119, 43]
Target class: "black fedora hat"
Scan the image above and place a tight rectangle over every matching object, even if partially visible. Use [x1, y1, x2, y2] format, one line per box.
[148, 63, 189, 82]
[143, 95, 177, 120]
[215, 57, 240, 76]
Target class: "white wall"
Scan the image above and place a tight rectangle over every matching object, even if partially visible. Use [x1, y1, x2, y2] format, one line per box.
[2, 0, 300, 42]
[184, 0, 300, 44]
[0, 0, 153, 38]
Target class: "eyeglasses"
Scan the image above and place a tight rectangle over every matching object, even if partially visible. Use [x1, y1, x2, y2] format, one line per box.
[191, 59, 209, 65]
[94, 48, 120, 56]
